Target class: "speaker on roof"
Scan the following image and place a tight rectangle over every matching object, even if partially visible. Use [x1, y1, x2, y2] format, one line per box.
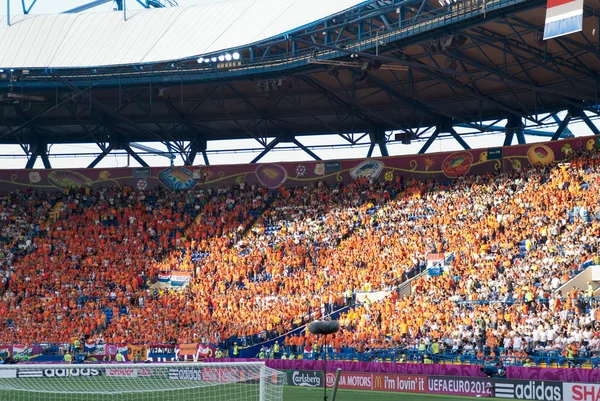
[395, 133, 411, 144]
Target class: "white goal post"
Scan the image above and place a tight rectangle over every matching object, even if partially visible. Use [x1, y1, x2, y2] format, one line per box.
[0, 362, 285, 401]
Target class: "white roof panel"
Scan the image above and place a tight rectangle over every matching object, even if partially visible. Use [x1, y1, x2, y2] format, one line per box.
[0, 0, 366, 69]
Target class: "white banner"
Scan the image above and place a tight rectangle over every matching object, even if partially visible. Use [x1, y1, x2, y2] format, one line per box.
[356, 290, 391, 304]
[564, 383, 600, 401]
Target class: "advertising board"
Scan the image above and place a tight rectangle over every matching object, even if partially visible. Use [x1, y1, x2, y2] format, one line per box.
[494, 380, 563, 400]
[372, 374, 427, 393]
[428, 376, 494, 397]
[325, 372, 373, 390]
[286, 371, 322, 387]
[564, 383, 600, 401]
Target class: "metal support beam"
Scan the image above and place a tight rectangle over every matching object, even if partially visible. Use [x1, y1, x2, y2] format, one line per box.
[579, 111, 600, 136]
[54, 74, 173, 145]
[124, 145, 150, 167]
[25, 152, 38, 169]
[503, 130, 515, 146]
[39, 146, 52, 169]
[292, 138, 321, 161]
[88, 143, 116, 168]
[202, 150, 210, 166]
[130, 142, 175, 160]
[516, 129, 526, 145]
[21, 0, 38, 14]
[25, 141, 51, 169]
[551, 113, 572, 136]
[251, 137, 281, 164]
[367, 143, 376, 158]
[186, 142, 199, 166]
[63, 0, 113, 13]
[448, 127, 471, 150]
[551, 112, 572, 141]
[505, 115, 525, 145]
[370, 126, 389, 157]
[185, 138, 207, 166]
[418, 128, 440, 154]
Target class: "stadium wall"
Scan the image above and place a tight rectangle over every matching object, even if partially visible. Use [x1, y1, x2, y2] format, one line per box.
[0, 136, 595, 193]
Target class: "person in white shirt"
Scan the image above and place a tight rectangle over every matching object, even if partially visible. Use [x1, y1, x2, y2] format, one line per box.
[539, 327, 548, 346]
[513, 335, 523, 351]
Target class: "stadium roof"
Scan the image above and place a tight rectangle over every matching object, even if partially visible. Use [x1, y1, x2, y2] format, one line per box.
[0, 0, 366, 69]
[2, 0, 600, 169]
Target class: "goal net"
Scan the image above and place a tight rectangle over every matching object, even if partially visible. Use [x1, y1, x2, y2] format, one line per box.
[0, 362, 285, 401]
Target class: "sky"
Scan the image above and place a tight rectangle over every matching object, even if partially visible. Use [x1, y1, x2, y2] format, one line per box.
[0, 0, 596, 170]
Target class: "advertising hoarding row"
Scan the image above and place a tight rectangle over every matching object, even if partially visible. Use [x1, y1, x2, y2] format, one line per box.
[4, 366, 600, 401]
[289, 370, 493, 397]
[286, 370, 600, 401]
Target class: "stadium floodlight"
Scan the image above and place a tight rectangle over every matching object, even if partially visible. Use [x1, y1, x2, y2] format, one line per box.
[211, 57, 217, 62]
[233, 52, 240, 60]
[197, 58, 204, 63]
[218, 55, 225, 62]
[0, 362, 286, 401]
[0, 69, 4, 73]
[445, 0, 451, 4]
[438, 0, 444, 5]
[9, 69, 14, 72]
[225, 54, 232, 61]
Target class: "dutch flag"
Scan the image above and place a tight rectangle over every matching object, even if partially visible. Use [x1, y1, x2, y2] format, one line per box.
[158, 271, 172, 283]
[84, 341, 97, 352]
[544, 0, 584, 40]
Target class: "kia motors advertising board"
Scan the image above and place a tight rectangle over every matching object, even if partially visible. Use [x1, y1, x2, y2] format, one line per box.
[325, 372, 373, 390]
[202, 367, 241, 383]
[106, 368, 138, 378]
[564, 383, 600, 401]
[286, 371, 322, 387]
[494, 380, 563, 401]
[372, 374, 427, 393]
[428, 376, 493, 397]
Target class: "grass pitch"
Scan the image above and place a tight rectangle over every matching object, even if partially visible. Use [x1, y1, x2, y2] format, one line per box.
[0, 385, 501, 401]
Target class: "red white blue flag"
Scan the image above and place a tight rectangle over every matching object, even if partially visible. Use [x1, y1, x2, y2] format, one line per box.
[158, 271, 172, 283]
[544, 0, 584, 40]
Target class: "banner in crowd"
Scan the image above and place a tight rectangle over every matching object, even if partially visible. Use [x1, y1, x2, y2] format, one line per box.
[355, 290, 391, 305]
[84, 343, 119, 356]
[157, 272, 172, 283]
[126, 344, 148, 361]
[0, 344, 32, 357]
[170, 271, 191, 287]
[76, 342, 216, 361]
[196, 344, 216, 359]
[147, 344, 176, 361]
[0, 136, 595, 193]
[177, 344, 198, 357]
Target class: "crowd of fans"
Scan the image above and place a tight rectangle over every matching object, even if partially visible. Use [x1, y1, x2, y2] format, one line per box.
[1, 147, 600, 366]
[331, 151, 600, 364]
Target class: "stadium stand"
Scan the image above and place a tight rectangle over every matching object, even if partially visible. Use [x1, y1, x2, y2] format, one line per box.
[2, 149, 600, 369]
